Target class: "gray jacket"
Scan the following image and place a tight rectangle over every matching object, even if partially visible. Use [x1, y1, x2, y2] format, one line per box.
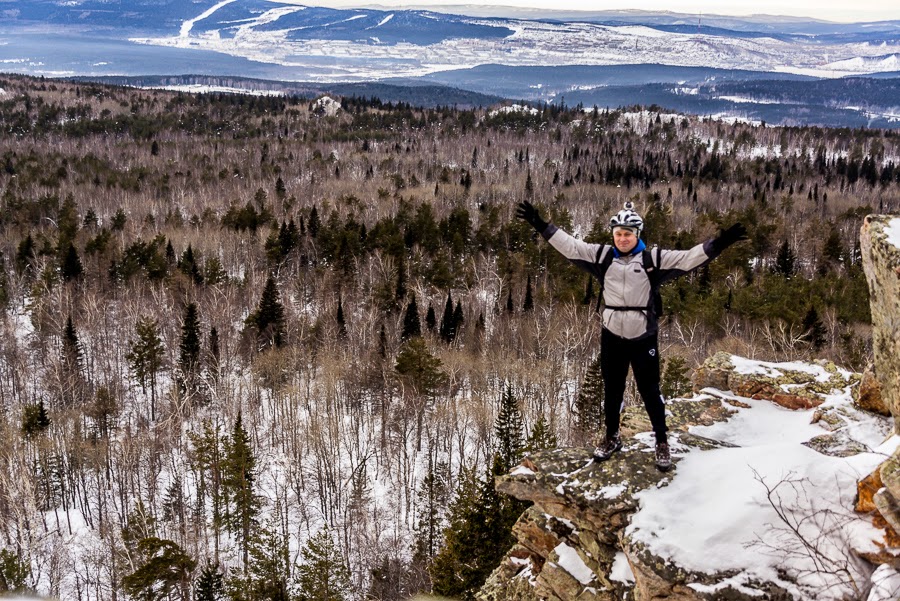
[542, 224, 720, 340]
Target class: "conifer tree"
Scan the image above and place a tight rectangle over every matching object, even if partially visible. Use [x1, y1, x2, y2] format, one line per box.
[494, 385, 524, 475]
[524, 415, 557, 454]
[246, 276, 286, 349]
[505, 288, 514, 314]
[336, 296, 347, 339]
[413, 457, 448, 566]
[394, 254, 407, 309]
[425, 303, 436, 331]
[582, 276, 595, 305]
[179, 303, 202, 376]
[395, 338, 446, 400]
[61, 315, 82, 375]
[126, 317, 165, 421]
[61, 243, 83, 281]
[439, 291, 455, 343]
[121, 537, 196, 601]
[224, 412, 259, 571]
[775, 240, 796, 277]
[523, 275, 534, 312]
[229, 521, 293, 601]
[452, 301, 464, 337]
[0, 548, 32, 594]
[21, 400, 51, 438]
[401, 295, 422, 340]
[194, 563, 226, 601]
[575, 355, 604, 442]
[15, 234, 34, 275]
[802, 305, 827, 350]
[296, 527, 351, 601]
[178, 245, 204, 285]
[661, 356, 692, 400]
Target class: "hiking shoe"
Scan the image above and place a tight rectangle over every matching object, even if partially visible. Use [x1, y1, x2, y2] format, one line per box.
[593, 433, 622, 462]
[655, 442, 672, 472]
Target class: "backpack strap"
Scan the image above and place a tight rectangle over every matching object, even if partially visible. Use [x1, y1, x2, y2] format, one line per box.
[593, 245, 615, 313]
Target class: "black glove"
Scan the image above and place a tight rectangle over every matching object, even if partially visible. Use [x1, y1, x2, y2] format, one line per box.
[712, 223, 748, 253]
[516, 201, 548, 234]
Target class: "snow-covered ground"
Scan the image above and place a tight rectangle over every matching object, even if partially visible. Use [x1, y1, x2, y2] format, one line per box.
[623, 356, 900, 600]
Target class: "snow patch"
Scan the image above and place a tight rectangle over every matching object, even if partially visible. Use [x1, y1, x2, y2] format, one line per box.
[610, 552, 635, 584]
[884, 217, 900, 249]
[553, 543, 595, 584]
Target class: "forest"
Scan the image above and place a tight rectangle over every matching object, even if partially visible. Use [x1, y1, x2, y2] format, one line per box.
[0, 72, 898, 600]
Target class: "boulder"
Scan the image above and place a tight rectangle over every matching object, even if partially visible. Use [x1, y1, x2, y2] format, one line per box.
[859, 366, 890, 416]
[860, 215, 900, 432]
[693, 352, 862, 412]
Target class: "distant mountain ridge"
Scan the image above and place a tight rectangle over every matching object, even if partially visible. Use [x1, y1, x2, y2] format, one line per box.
[2, 1, 900, 128]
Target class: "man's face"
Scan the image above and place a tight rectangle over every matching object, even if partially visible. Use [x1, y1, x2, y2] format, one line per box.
[613, 227, 638, 253]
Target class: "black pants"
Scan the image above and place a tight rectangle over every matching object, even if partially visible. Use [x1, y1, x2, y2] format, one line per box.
[600, 328, 668, 443]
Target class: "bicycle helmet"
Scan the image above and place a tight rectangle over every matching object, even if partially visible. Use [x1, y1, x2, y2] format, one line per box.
[609, 202, 643, 236]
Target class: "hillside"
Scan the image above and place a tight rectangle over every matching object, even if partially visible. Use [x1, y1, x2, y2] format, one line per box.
[0, 74, 899, 600]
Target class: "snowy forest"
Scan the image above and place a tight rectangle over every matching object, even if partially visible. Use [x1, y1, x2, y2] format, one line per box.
[0, 73, 899, 600]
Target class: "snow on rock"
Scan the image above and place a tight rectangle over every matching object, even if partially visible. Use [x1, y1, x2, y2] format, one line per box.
[487, 355, 898, 601]
[553, 543, 595, 585]
[488, 103, 538, 117]
[312, 95, 341, 116]
[609, 552, 635, 584]
[867, 564, 900, 601]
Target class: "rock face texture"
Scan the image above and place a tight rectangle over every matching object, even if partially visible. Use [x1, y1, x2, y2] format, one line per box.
[860, 215, 900, 433]
[480, 354, 897, 601]
[479, 398, 794, 601]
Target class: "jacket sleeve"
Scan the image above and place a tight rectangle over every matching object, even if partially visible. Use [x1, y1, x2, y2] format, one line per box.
[542, 224, 608, 277]
[656, 239, 720, 285]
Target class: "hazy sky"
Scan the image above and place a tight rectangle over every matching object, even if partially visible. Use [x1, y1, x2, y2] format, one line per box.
[300, 1, 899, 23]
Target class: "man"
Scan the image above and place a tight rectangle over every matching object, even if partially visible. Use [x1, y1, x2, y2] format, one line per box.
[517, 200, 746, 471]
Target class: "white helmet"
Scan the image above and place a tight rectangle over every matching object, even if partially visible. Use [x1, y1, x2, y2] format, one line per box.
[609, 202, 643, 236]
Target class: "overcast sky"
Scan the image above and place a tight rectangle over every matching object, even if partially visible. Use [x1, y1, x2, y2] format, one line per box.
[299, 1, 899, 23]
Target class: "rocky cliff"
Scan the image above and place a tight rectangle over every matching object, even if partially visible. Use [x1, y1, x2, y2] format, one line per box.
[479, 354, 900, 601]
[860, 215, 900, 433]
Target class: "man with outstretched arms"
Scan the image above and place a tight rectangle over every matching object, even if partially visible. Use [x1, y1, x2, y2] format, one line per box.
[517, 200, 747, 471]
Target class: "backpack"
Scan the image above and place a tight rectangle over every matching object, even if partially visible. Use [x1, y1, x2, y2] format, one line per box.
[594, 245, 663, 317]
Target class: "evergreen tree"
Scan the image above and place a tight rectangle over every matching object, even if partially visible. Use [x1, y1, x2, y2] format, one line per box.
[179, 303, 202, 376]
[439, 291, 455, 343]
[0, 548, 31, 594]
[661, 356, 692, 400]
[401, 295, 422, 340]
[523, 276, 534, 312]
[246, 276, 286, 349]
[430, 461, 518, 600]
[494, 385, 524, 474]
[377, 322, 387, 359]
[229, 521, 293, 601]
[574, 355, 604, 442]
[774, 240, 796, 277]
[505, 287, 514, 314]
[296, 527, 351, 601]
[425, 303, 436, 332]
[16, 234, 35, 275]
[21, 400, 51, 438]
[452, 301, 464, 337]
[178, 245, 204, 285]
[126, 317, 165, 421]
[413, 457, 448, 566]
[524, 415, 557, 454]
[336, 296, 347, 339]
[121, 537, 196, 601]
[61, 242, 83, 281]
[803, 305, 827, 350]
[394, 254, 407, 310]
[224, 412, 259, 570]
[194, 563, 226, 601]
[62, 315, 82, 374]
[395, 338, 446, 400]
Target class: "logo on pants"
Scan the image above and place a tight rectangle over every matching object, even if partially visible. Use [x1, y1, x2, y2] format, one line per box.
[649, 349, 656, 357]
